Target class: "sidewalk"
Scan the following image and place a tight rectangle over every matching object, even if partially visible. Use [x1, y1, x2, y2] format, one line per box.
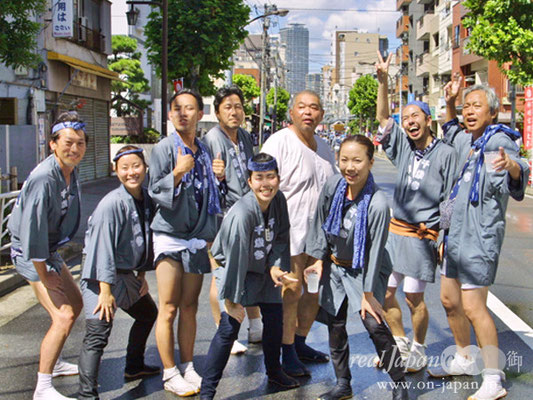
[0, 176, 120, 296]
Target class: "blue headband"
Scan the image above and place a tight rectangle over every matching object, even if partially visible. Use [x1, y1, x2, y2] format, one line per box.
[113, 148, 144, 162]
[247, 157, 278, 172]
[52, 121, 86, 134]
[405, 101, 431, 117]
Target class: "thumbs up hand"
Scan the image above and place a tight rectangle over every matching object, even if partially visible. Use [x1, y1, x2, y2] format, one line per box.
[212, 152, 225, 180]
[174, 146, 195, 176]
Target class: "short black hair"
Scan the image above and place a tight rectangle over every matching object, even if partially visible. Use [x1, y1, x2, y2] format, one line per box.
[247, 152, 279, 176]
[214, 85, 245, 113]
[169, 88, 204, 111]
[339, 134, 374, 160]
[50, 111, 89, 143]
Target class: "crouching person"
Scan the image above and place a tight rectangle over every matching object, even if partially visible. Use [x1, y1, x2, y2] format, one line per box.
[200, 154, 299, 400]
[78, 146, 159, 399]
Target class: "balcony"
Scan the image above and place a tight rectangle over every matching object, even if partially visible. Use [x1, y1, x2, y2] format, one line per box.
[397, 44, 409, 63]
[396, 74, 409, 92]
[397, 0, 412, 10]
[396, 15, 410, 38]
[416, 52, 431, 76]
[66, 22, 106, 53]
[416, 12, 435, 40]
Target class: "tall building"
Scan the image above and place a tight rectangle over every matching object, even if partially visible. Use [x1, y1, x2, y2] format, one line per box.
[305, 73, 323, 98]
[333, 30, 388, 118]
[280, 23, 309, 95]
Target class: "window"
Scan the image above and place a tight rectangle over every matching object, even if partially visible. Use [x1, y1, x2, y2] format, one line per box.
[354, 51, 358, 56]
[433, 33, 439, 48]
[453, 25, 460, 48]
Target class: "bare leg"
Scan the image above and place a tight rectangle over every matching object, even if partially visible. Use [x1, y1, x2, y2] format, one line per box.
[246, 306, 261, 320]
[440, 276, 470, 356]
[282, 254, 305, 344]
[177, 272, 204, 363]
[405, 292, 428, 344]
[383, 287, 407, 338]
[155, 258, 182, 369]
[31, 265, 82, 374]
[462, 287, 499, 369]
[209, 274, 221, 326]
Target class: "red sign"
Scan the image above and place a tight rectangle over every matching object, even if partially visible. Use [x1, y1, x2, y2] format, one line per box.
[173, 78, 184, 92]
[524, 86, 533, 150]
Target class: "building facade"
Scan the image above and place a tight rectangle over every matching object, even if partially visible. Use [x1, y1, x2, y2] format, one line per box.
[280, 23, 309, 95]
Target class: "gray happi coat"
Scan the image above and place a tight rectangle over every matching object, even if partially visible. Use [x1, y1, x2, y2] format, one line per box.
[211, 190, 291, 306]
[202, 126, 254, 209]
[379, 119, 457, 282]
[81, 185, 154, 318]
[8, 155, 81, 280]
[305, 174, 392, 316]
[148, 132, 217, 241]
[442, 119, 530, 286]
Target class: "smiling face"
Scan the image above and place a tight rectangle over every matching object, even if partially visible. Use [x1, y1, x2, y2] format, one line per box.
[462, 90, 497, 137]
[339, 141, 374, 190]
[169, 93, 204, 135]
[289, 92, 324, 137]
[216, 94, 245, 133]
[49, 128, 87, 169]
[248, 170, 280, 211]
[401, 105, 432, 144]
[116, 153, 146, 195]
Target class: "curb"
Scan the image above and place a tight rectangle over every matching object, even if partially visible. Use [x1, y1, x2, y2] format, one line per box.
[0, 242, 83, 297]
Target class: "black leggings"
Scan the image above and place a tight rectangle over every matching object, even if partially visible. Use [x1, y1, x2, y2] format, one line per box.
[78, 294, 158, 399]
[327, 297, 405, 384]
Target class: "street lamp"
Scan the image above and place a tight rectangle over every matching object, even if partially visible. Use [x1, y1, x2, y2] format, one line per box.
[126, 0, 168, 137]
[256, 5, 289, 146]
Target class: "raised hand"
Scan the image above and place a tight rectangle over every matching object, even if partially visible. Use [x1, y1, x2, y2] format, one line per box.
[444, 73, 462, 103]
[174, 146, 195, 175]
[212, 152, 225, 180]
[375, 50, 392, 84]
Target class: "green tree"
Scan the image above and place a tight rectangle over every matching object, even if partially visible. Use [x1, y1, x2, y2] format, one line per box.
[463, 0, 533, 86]
[348, 75, 378, 132]
[108, 35, 150, 116]
[145, 0, 250, 95]
[266, 87, 290, 130]
[0, 0, 46, 68]
[232, 74, 260, 115]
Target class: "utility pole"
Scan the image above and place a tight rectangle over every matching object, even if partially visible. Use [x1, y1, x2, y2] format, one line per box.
[258, 6, 270, 147]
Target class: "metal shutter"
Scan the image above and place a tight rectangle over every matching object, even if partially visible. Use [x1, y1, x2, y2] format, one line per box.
[93, 100, 109, 178]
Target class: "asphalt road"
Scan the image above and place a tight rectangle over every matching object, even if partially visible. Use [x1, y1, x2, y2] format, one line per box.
[0, 157, 532, 400]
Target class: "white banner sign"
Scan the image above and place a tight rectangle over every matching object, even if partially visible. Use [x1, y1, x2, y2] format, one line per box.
[53, 0, 73, 38]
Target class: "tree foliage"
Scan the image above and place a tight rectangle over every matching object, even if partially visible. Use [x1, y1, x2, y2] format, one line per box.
[348, 75, 378, 131]
[266, 87, 290, 128]
[144, 0, 250, 95]
[463, 0, 533, 86]
[0, 0, 46, 68]
[108, 35, 150, 116]
[232, 74, 260, 115]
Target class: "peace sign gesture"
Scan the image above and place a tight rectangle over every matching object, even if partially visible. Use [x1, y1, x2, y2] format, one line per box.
[375, 50, 392, 84]
[444, 72, 462, 103]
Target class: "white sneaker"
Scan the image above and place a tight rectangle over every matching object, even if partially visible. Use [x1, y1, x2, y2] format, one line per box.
[428, 352, 476, 378]
[179, 362, 202, 391]
[230, 340, 248, 355]
[52, 358, 79, 378]
[406, 342, 428, 372]
[468, 369, 507, 400]
[393, 335, 411, 363]
[163, 372, 198, 397]
[33, 386, 75, 400]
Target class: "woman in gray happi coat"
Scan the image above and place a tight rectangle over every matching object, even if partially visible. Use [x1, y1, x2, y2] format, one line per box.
[200, 153, 301, 399]
[78, 146, 159, 399]
[305, 135, 409, 400]
[8, 111, 86, 400]
[427, 80, 530, 400]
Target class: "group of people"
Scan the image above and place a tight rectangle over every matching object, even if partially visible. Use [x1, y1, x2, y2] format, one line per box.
[8, 50, 529, 400]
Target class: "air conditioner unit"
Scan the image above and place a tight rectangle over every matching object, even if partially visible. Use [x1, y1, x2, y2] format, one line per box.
[79, 16, 88, 41]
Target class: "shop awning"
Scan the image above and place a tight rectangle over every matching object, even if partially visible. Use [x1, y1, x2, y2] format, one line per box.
[47, 51, 122, 81]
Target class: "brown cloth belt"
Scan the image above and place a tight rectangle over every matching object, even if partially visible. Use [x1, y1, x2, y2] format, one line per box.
[330, 254, 352, 268]
[389, 217, 438, 242]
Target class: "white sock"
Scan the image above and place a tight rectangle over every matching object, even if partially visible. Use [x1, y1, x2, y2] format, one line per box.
[411, 340, 425, 350]
[484, 368, 504, 383]
[248, 317, 262, 331]
[179, 361, 194, 374]
[36, 372, 52, 390]
[163, 366, 178, 381]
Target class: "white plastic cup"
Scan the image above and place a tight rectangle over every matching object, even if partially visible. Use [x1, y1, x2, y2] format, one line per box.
[306, 272, 319, 294]
[484, 151, 500, 173]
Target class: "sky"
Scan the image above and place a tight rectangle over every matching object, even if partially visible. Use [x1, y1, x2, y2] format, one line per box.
[111, 0, 401, 73]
